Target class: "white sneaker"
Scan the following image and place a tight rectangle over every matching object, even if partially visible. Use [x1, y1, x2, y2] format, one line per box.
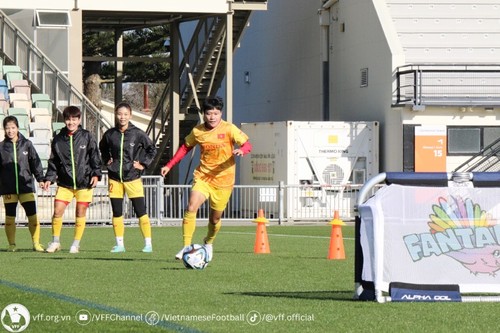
[175, 245, 190, 260]
[46, 242, 61, 253]
[69, 246, 79, 254]
[204, 243, 213, 262]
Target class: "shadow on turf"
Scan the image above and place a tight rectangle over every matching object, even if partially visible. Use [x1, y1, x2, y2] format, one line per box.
[22, 256, 167, 263]
[225, 290, 354, 301]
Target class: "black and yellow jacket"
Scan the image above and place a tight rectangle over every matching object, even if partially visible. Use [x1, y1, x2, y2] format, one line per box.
[44, 126, 102, 189]
[99, 123, 156, 182]
[0, 133, 44, 195]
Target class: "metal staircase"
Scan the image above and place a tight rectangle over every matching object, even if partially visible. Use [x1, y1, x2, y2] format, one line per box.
[452, 137, 500, 173]
[146, 9, 254, 177]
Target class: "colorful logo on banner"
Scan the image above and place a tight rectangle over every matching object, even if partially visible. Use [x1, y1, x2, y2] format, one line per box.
[404, 195, 500, 276]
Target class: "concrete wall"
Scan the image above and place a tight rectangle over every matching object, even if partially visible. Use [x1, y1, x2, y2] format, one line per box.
[232, 0, 323, 125]
[326, 0, 404, 171]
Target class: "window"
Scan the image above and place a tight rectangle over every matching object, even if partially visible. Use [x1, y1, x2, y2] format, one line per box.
[447, 126, 500, 155]
[35, 10, 71, 28]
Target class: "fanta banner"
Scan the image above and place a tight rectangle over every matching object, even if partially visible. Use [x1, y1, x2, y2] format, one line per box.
[358, 184, 500, 294]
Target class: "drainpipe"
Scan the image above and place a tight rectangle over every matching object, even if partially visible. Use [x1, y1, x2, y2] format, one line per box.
[318, 0, 339, 120]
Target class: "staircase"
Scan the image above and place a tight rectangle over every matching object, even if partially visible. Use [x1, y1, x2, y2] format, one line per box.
[146, 9, 254, 176]
[452, 137, 500, 173]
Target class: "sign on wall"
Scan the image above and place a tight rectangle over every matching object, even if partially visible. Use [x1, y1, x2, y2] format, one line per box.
[415, 125, 447, 172]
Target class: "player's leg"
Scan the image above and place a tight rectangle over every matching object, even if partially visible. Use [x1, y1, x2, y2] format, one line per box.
[175, 183, 208, 260]
[109, 179, 126, 252]
[19, 193, 44, 252]
[126, 179, 152, 252]
[203, 187, 232, 262]
[69, 189, 93, 253]
[3, 195, 19, 252]
[47, 187, 72, 253]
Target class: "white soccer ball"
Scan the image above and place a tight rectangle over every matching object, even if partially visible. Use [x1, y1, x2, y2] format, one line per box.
[182, 244, 209, 270]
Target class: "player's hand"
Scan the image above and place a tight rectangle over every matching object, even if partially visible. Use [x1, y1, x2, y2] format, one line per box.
[90, 176, 99, 188]
[41, 181, 51, 191]
[107, 158, 113, 166]
[232, 148, 244, 156]
[133, 161, 144, 170]
[160, 166, 170, 177]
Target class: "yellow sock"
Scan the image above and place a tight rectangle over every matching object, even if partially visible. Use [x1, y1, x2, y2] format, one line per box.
[74, 217, 86, 240]
[5, 216, 16, 245]
[139, 215, 151, 238]
[52, 216, 63, 238]
[27, 214, 41, 244]
[205, 221, 221, 244]
[182, 211, 196, 246]
[112, 216, 125, 237]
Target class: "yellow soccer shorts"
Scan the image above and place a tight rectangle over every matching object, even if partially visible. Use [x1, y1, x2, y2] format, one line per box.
[55, 186, 93, 206]
[3, 192, 36, 204]
[192, 179, 232, 211]
[108, 178, 145, 199]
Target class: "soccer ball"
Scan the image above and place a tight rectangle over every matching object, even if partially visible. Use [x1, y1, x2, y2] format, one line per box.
[182, 244, 209, 270]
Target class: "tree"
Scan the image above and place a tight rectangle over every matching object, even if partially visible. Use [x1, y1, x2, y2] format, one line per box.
[82, 26, 171, 109]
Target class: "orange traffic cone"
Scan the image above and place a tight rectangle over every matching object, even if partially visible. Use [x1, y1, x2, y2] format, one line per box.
[253, 209, 270, 254]
[327, 210, 345, 260]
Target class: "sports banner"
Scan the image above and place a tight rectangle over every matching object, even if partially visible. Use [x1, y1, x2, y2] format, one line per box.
[359, 184, 500, 294]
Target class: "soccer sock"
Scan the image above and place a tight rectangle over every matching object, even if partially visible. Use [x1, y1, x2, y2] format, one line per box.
[112, 216, 125, 245]
[138, 214, 152, 239]
[182, 211, 196, 246]
[74, 217, 86, 241]
[5, 216, 16, 245]
[27, 214, 41, 244]
[52, 216, 63, 242]
[205, 221, 221, 244]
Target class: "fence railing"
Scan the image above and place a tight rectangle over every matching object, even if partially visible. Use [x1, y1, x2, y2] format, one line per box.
[1, 176, 369, 226]
[394, 64, 500, 107]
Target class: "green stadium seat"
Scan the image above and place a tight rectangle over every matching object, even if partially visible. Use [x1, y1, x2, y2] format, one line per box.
[7, 107, 29, 116]
[52, 122, 66, 136]
[31, 94, 53, 111]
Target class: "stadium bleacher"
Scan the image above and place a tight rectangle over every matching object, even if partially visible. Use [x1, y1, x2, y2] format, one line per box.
[3, 65, 23, 89]
[1, 64, 62, 171]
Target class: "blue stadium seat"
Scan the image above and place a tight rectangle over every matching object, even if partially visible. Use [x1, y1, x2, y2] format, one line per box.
[0, 79, 8, 98]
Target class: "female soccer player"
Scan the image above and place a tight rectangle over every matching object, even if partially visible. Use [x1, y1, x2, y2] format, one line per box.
[0, 116, 45, 252]
[99, 102, 156, 253]
[161, 96, 252, 262]
[42, 106, 102, 253]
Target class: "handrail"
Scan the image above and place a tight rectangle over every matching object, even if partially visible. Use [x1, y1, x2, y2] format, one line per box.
[0, 10, 112, 142]
[394, 63, 500, 107]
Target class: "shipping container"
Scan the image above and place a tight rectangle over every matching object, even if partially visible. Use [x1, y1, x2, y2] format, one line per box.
[239, 121, 379, 221]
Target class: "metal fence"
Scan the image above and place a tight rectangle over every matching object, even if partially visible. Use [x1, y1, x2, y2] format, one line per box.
[394, 64, 500, 107]
[0, 176, 367, 226]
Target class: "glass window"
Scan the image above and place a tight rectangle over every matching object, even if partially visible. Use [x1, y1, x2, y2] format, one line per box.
[483, 127, 500, 148]
[35, 10, 71, 28]
[448, 127, 481, 154]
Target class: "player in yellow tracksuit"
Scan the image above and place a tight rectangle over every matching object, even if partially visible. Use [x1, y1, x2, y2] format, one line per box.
[161, 96, 252, 262]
